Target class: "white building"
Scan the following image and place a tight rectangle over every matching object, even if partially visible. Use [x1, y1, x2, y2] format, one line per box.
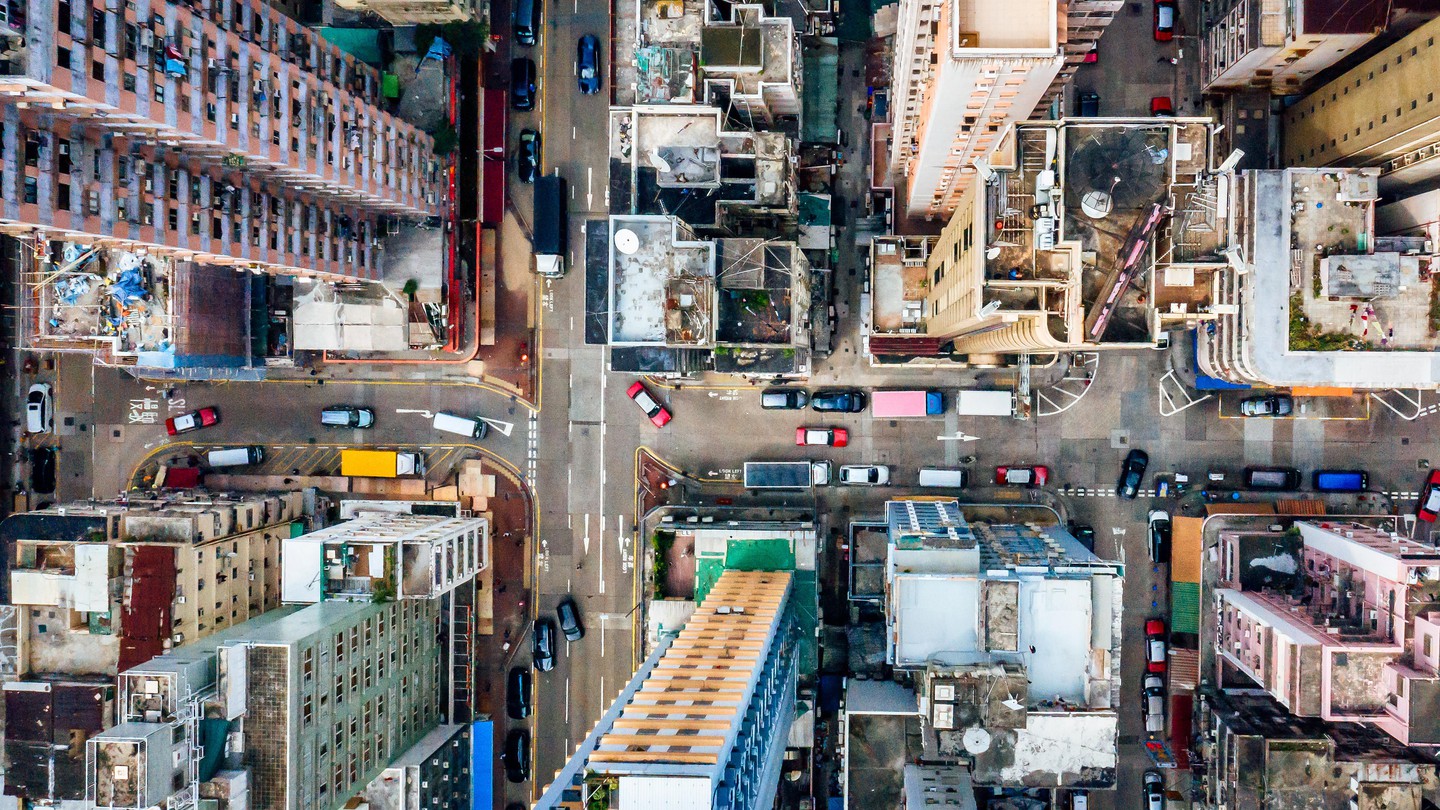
[280, 512, 487, 604]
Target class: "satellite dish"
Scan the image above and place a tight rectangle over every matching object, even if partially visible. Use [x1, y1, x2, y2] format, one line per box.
[648, 150, 673, 173]
[985, 246, 1002, 260]
[614, 229, 640, 255]
[1217, 149, 1245, 174]
[1081, 190, 1113, 219]
[962, 727, 992, 754]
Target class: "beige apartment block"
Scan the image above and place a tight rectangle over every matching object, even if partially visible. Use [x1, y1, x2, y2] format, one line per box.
[1283, 15, 1440, 192]
[1202, 0, 1389, 94]
[888, 0, 1064, 221]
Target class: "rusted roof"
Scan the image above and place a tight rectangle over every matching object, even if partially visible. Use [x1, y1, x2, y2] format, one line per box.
[1301, 0, 1389, 35]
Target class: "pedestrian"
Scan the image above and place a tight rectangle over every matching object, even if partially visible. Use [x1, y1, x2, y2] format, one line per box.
[502, 641, 511, 652]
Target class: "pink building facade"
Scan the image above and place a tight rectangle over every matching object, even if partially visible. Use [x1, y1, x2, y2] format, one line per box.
[1216, 522, 1440, 747]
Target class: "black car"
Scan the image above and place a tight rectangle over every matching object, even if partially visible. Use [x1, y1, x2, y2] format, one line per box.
[532, 618, 556, 671]
[511, 58, 537, 111]
[761, 388, 808, 409]
[557, 597, 585, 641]
[1068, 523, 1096, 552]
[1117, 449, 1149, 499]
[1077, 91, 1100, 117]
[577, 34, 602, 94]
[504, 728, 531, 783]
[513, 0, 538, 46]
[517, 129, 540, 183]
[811, 389, 867, 413]
[1148, 510, 1172, 564]
[506, 667, 532, 719]
[29, 447, 56, 494]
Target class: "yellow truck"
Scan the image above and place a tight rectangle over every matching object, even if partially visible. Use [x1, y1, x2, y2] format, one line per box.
[340, 449, 426, 478]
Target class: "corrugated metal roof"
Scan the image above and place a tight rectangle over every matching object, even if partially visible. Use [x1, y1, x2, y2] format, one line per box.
[1276, 499, 1326, 516]
[119, 546, 176, 672]
[1169, 648, 1200, 692]
[1172, 581, 1201, 635]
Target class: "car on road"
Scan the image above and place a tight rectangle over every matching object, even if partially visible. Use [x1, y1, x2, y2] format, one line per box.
[504, 728, 531, 783]
[1154, 0, 1175, 40]
[1069, 523, 1096, 552]
[1117, 449, 1149, 499]
[761, 388, 809, 409]
[1243, 466, 1302, 490]
[626, 381, 672, 427]
[25, 383, 53, 434]
[1083, 45, 1098, 63]
[511, 58, 537, 111]
[1146, 618, 1168, 673]
[1148, 510, 1171, 564]
[796, 427, 848, 447]
[996, 465, 1049, 486]
[320, 406, 374, 429]
[165, 406, 220, 436]
[513, 0, 538, 46]
[1077, 91, 1100, 117]
[1419, 470, 1440, 522]
[839, 465, 890, 486]
[1144, 772, 1165, 810]
[1150, 96, 1174, 116]
[1240, 394, 1293, 417]
[516, 129, 540, 183]
[811, 389, 866, 413]
[1143, 675, 1166, 734]
[557, 597, 585, 641]
[578, 34, 602, 94]
[532, 619, 556, 672]
[29, 447, 56, 494]
[506, 667, 532, 719]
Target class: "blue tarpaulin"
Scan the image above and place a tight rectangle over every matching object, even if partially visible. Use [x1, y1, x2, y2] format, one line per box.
[471, 719, 493, 810]
[110, 269, 147, 303]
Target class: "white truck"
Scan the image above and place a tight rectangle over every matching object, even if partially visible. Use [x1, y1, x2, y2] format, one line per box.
[955, 390, 1015, 416]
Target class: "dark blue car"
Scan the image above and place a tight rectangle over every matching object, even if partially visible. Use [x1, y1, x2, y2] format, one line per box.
[517, 129, 539, 184]
[578, 35, 602, 95]
[811, 389, 867, 413]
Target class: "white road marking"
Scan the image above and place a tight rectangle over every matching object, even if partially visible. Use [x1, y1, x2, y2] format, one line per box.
[583, 513, 591, 555]
[480, 416, 516, 437]
[395, 408, 434, 418]
[565, 678, 571, 722]
[937, 432, 980, 442]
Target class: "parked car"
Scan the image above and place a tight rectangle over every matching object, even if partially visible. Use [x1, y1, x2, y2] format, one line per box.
[29, 447, 56, 494]
[513, 0, 538, 46]
[511, 58, 537, 111]
[1077, 91, 1100, 117]
[1240, 394, 1293, 417]
[1243, 466, 1302, 490]
[626, 381, 672, 427]
[1154, 0, 1175, 40]
[166, 406, 220, 436]
[504, 728, 531, 783]
[557, 597, 585, 641]
[811, 389, 866, 413]
[516, 129, 540, 183]
[1143, 675, 1166, 734]
[506, 667, 532, 719]
[320, 406, 374, 428]
[839, 465, 890, 486]
[1148, 510, 1171, 564]
[577, 34, 602, 94]
[532, 619, 556, 672]
[1082, 45, 1098, 63]
[761, 388, 809, 409]
[1145, 618, 1168, 673]
[796, 427, 848, 447]
[25, 383, 53, 434]
[1419, 469, 1440, 522]
[1144, 771, 1165, 810]
[1117, 449, 1149, 499]
[996, 465, 1049, 486]
[1069, 523, 1096, 552]
[1150, 96, 1174, 116]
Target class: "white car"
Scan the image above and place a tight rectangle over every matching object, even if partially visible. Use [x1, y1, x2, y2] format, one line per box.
[1144, 771, 1164, 810]
[1143, 675, 1166, 734]
[839, 465, 890, 486]
[25, 383, 53, 434]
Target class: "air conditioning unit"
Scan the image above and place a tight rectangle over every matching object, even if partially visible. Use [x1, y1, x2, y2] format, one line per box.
[176, 595, 186, 604]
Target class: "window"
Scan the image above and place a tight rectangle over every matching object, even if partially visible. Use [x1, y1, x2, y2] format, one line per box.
[58, 0, 71, 31]
[57, 46, 71, 68]
[155, 83, 165, 102]
[23, 176, 37, 204]
[57, 183, 70, 210]
[92, 60, 104, 81]
[1426, 635, 1433, 657]
[123, 74, 136, 92]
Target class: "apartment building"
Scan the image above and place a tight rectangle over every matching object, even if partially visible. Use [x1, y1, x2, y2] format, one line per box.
[1201, 0, 1390, 94]
[1199, 167, 1440, 389]
[85, 599, 443, 810]
[1282, 15, 1440, 193]
[887, 0, 1064, 221]
[0, 492, 305, 806]
[869, 117, 1223, 359]
[534, 569, 799, 810]
[1215, 521, 1440, 747]
[330, 0, 473, 24]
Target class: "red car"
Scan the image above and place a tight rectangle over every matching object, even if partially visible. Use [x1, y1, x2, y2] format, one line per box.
[996, 465, 1049, 486]
[1418, 470, 1440, 522]
[1146, 619, 1168, 674]
[165, 406, 220, 436]
[1083, 45, 1098, 63]
[1150, 96, 1174, 116]
[1154, 0, 1175, 41]
[796, 427, 849, 447]
[626, 381, 671, 427]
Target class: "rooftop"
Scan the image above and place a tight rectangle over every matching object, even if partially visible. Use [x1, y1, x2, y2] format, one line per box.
[952, 0, 1057, 52]
[608, 216, 716, 346]
[870, 237, 933, 335]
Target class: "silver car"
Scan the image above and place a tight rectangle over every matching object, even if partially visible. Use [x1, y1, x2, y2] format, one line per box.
[839, 465, 890, 486]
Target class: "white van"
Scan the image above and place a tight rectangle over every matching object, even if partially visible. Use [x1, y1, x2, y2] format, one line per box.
[433, 412, 489, 440]
[208, 447, 264, 467]
[918, 468, 968, 488]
